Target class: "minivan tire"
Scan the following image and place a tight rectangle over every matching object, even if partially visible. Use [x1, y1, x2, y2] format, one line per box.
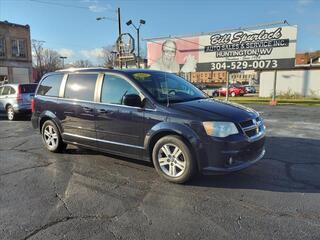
[152, 135, 196, 183]
[7, 105, 15, 121]
[41, 120, 67, 153]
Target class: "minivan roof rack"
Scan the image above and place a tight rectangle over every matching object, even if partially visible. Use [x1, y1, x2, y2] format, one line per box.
[56, 67, 111, 72]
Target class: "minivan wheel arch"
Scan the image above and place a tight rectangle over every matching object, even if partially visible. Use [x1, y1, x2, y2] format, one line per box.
[39, 112, 63, 135]
[147, 130, 200, 172]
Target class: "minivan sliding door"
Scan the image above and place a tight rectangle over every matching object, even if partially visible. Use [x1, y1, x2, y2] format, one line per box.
[59, 73, 98, 148]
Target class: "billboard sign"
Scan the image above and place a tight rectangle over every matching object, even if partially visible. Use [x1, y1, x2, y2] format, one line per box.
[147, 25, 297, 73]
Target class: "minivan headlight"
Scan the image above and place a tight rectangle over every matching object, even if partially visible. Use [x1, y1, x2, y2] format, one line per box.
[202, 121, 239, 137]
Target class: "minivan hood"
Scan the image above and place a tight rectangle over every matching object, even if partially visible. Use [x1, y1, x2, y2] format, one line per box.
[171, 98, 258, 122]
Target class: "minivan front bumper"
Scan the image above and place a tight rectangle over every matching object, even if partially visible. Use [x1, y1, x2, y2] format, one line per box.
[199, 132, 266, 175]
[201, 147, 265, 175]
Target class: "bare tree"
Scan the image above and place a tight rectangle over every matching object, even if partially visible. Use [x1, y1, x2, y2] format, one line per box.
[72, 59, 93, 68]
[42, 49, 61, 72]
[102, 45, 117, 67]
[32, 39, 62, 80]
[32, 39, 45, 80]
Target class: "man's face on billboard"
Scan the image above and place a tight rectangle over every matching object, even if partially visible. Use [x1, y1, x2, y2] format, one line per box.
[162, 41, 176, 63]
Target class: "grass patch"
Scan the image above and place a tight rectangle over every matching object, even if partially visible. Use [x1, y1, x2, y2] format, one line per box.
[213, 96, 320, 106]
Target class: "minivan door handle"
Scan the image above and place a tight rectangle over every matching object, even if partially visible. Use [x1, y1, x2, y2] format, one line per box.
[83, 106, 93, 113]
[97, 109, 108, 114]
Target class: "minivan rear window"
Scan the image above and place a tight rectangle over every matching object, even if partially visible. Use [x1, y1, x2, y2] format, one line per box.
[21, 84, 37, 93]
[64, 74, 97, 101]
[37, 74, 64, 97]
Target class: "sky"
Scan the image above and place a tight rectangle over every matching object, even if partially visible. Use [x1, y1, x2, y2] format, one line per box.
[0, 0, 319, 64]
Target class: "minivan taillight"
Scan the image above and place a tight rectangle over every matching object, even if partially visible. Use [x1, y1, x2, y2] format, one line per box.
[31, 98, 35, 113]
[16, 85, 22, 101]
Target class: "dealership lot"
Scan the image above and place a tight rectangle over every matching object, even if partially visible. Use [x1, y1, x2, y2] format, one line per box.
[0, 105, 320, 240]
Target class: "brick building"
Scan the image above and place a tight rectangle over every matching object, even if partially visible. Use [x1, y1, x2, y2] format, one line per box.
[296, 51, 320, 65]
[0, 21, 32, 85]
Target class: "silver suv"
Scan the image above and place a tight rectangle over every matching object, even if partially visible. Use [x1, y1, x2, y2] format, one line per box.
[0, 83, 37, 120]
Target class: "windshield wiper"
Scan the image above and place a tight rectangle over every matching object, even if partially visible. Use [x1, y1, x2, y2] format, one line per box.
[181, 97, 207, 102]
[167, 96, 207, 104]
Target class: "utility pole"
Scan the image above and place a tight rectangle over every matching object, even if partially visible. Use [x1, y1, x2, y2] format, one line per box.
[117, 7, 122, 69]
[117, 8, 121, 36]
[137, 27, 140, 68]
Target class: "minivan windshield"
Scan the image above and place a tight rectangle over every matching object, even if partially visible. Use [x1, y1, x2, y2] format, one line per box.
[130, 72, 207, 104]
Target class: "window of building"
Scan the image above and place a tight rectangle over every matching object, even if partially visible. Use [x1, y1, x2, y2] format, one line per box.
[64, 74, 97, 101]
[11, 39, 26, 57]
[101, 74, 139, 105]
[0, 38, 5, 57]
[37, 74, 64, 97]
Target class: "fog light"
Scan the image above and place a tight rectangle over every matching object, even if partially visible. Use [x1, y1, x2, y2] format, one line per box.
[228, 157, 233, 165]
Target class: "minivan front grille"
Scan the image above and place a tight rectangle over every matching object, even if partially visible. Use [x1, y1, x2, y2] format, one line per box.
[239, 119, 254, 128]
[239, 117, 264, 140]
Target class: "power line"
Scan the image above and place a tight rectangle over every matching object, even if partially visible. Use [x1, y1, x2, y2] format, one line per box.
[29, 0, 116, 13]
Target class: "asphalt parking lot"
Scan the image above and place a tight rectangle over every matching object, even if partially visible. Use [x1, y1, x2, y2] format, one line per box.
[1, 105, 320, 240]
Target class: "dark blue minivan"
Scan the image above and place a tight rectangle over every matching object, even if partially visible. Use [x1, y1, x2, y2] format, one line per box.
[32, 68, 265, 183]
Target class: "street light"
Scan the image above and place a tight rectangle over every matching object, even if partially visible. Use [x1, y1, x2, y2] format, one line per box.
[126, 19, 146, 68]
[97, 8, 123, 68]
[60, 56, 67, 69]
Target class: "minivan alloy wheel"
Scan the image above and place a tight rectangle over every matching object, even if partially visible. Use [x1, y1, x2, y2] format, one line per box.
[158, 143, 186, 177]
[43, 125, 58, 149]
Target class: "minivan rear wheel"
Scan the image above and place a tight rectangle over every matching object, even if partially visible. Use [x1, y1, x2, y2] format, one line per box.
[7, 106, 15, 121]
[41, 120, 67, 153]
[152, 135, 196, 183]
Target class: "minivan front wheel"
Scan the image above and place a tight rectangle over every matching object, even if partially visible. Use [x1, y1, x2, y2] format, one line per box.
[41, 120, 66, 153]
[152, 135, 196, 183]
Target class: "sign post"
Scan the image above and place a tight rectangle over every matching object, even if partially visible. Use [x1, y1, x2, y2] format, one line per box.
[116, 33, 135, 68]
[271, 70, 278, 105]
[226, 72, 229, 101]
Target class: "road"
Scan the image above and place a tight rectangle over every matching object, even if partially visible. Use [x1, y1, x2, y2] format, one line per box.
[0, 105, 320, 240]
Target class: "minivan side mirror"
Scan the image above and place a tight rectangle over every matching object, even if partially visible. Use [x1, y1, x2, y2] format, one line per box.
[123, 94, 142, 107]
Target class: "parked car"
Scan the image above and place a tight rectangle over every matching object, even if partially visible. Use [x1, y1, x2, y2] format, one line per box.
[243, 85, 257, 94]
[0, 83, 37, 120]
[211, 87, 220, 97]
[32, 69, 265, 183]
[218, 84, 246, 97]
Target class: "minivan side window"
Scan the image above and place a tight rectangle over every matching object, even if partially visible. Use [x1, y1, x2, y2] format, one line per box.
[37, 74, 64, 97]
[101, 74, 139, 105]
[64, 74, 97, 101]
